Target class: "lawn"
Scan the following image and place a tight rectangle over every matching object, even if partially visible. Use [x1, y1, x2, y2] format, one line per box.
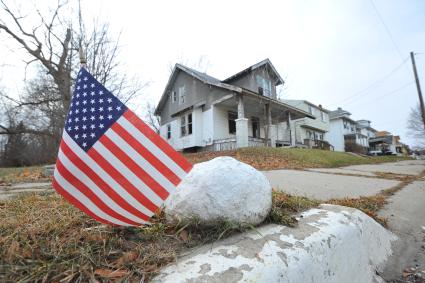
[0, 190, 317, 282]
[185, 147, 410, 170]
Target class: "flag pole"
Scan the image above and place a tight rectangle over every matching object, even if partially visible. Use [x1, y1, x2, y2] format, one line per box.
[79, 46, 87, 69]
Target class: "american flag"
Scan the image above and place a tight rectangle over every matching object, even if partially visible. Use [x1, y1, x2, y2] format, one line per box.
[52, 68, 193, 226]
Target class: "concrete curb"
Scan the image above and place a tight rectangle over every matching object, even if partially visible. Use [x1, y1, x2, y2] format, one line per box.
[153, 205, 396, 283]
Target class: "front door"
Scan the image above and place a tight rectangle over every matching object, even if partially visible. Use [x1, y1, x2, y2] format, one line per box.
[252, 117, 260, 138]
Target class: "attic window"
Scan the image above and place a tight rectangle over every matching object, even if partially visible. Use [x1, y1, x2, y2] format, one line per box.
[256, 75, 272, 97]
[172, 91, 177, 103]
[179, 86, 186, 105]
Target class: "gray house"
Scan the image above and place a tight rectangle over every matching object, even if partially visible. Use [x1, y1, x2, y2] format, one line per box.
[154, 59, 314, 152]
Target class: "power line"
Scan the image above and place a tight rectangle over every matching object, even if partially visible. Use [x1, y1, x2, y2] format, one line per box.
[336, 56, 409, 105]
[369, 0, 404, 62]
[345, 81, 414, 107]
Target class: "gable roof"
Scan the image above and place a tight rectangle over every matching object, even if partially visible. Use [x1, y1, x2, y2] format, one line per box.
[283, 99, 331, 113]
[222, 58, 284, 86]
[329, 107, 352, 119]
[154, 64, 241, 115]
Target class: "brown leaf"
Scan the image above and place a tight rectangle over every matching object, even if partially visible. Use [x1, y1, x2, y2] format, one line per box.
[115, 251, 138, 266]
[143, 264, 158, 273]
[94, 268, 128, 278]
[179, 230, 189, 241]
[6, 241, 20, 261]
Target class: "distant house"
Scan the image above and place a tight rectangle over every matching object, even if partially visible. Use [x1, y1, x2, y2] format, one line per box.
[154, 59, 314, 152]
[328, 108, 370, 152]
[282, 100, 332, 149]
[369, 131, 407, 155]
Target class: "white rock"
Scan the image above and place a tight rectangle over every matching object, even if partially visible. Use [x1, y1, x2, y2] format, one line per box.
[165, 156, 272, 225]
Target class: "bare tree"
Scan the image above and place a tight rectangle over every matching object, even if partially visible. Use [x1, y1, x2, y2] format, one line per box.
[407, 104, 425, 147]
[167, 55, 211, 75]
[0, 0, 146, 165]
[143, 101, 160, 133]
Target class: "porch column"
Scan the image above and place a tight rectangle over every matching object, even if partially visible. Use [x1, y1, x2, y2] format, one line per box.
[288, 112, 296, 146]
[236, 94, 248, 148]
[266, 104, 276, 147]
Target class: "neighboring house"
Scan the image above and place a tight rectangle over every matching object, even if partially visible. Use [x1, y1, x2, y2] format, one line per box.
[328, 107, 369, 152]
[154, 59, 314, 152]
[369, 131, 407, 155]
[282, 100, 332, 149]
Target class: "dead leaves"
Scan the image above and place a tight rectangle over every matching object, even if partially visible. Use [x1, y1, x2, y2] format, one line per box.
[0, 167, 48, 184]
[94, 268, 129, 278]
[115, 251, 138, 266]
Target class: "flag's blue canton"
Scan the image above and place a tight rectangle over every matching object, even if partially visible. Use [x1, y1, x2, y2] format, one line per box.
[65, 68, 127, 152]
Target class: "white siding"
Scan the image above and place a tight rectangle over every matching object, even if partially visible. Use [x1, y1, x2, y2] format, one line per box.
[159, 107, 204, 150]
[213, 107, 231, 140]
[328, 119, 345, 151]
[202, 107, 214, 145]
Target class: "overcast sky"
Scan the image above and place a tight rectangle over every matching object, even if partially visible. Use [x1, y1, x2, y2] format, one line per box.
[1, 0, 424, 146]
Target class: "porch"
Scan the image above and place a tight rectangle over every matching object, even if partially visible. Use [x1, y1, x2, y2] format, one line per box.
[210, 89, 314, 151]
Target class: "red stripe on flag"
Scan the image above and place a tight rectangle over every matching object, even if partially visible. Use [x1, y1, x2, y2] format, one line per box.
[52, 178, 116, 226]
[88, 147, 159, 213]
[99, 134, 169, 200]
[123, 110, 193, 173]
[56, 159, 142, 226]
[60, 141, 150, 222]
[111, 123, 181, 186]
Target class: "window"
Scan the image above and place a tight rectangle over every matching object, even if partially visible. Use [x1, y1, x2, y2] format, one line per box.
[306, 130, 313, 139]
[187, 113, 192, 135]
[256, 75, 272, 97]
[167, 124, 171, 139]
[308, 105, 314, 115]
[252, 117, 260, 138]
[172, 91, 177, 103]
[179, 86, 186, 104]
[180, 116, 186, 136]
[321, 111, 326, 122]
[228, 112, 237, 134]
[180, 113, 193, 137]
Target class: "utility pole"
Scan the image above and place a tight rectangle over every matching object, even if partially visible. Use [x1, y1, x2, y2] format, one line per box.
[410, 51, 425, 127]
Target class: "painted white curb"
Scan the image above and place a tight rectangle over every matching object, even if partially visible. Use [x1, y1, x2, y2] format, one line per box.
[153, 205, 396, 283]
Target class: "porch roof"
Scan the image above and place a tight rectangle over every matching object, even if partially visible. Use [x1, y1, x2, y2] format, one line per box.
[212, 89, 315, 120]
[300, 124, 327, 132]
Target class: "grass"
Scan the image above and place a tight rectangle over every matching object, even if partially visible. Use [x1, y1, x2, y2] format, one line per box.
[326, 195, 388, 226]
[0, 190, 315, 282]
[267, 190, 319, 227]
[0, 165, 48, 184]
[184, 147, 410, 170]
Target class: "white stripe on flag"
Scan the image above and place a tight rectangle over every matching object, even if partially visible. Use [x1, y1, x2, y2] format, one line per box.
[93, 141, 164, 206]
[117, 116, 187, 179]
[58, 148, 147, 224]
[54, 169, 129, 226]
[62, 132, 155, 217]
[106, 129, 176, 194]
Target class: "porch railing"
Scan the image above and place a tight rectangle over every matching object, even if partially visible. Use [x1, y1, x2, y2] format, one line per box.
[210, 137, 271, 151]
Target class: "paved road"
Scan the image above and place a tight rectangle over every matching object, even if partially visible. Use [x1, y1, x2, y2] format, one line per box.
[263, 159, 425, 282]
